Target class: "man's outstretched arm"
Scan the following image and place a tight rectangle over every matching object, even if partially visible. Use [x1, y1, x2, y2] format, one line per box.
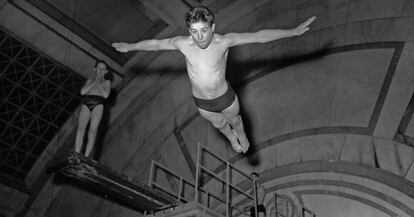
[112, 36, 183, 52]
[225, 16, 316, 47]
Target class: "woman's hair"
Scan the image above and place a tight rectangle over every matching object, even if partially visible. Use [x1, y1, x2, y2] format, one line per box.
[94, 59, 108, 68]
[185, 6, 215, 28]
[94, 59, 112, 81]
[103, 69, 113, 81]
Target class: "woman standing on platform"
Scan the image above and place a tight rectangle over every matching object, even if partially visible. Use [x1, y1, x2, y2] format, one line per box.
[75, 60, 111, 158]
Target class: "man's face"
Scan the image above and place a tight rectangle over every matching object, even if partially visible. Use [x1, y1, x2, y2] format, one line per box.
[189, 21, 215, 49]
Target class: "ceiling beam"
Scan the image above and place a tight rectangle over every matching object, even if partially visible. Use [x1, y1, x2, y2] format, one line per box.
[138, 0, 190, 28]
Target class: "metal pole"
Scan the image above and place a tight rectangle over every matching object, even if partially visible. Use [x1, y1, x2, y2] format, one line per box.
[195, 143, 201, 203]
[148, 160, 155, 186]
[226, 162, 230, 217]
[253, 178, 258, 217]
[178, 177, 183, 201]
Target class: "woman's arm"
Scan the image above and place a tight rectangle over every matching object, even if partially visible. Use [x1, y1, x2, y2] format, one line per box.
[99, 80, 111, 98]
[80, 79, 95, 95]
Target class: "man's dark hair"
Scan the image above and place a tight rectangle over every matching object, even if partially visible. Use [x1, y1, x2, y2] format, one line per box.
[185, 6, 215, 28]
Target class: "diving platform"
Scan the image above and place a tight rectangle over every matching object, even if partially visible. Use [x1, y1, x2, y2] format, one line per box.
[48, 144, 258, 217]
[47, 151, 178, 213]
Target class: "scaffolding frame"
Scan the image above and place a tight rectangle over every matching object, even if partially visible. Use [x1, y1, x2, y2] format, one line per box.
[274, 193, 290, 217]
[149, 143, 258, 217]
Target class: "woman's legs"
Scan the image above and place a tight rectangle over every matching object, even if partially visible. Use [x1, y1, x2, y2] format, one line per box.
[75, 105, 91, 153]
[85, 104, 104, 157]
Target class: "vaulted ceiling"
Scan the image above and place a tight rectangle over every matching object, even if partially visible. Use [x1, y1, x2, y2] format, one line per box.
[1, 0, 414, 217]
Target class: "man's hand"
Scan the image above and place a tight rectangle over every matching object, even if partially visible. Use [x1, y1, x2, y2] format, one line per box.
[295, 16, 316, 36]
[112, 42, 131, 52]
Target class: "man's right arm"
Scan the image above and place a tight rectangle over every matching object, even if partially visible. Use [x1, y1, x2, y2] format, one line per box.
[112, 36, 183, 52]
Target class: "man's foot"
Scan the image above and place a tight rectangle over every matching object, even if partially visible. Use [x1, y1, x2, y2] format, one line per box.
[229, 130, 243, 153]
[232, 129, 249, 153]
[231, 140, 244, 153]
[238, 134, 250, 153]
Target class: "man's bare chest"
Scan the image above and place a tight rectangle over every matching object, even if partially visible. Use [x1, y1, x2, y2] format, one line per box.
[183, 47, 228, 68]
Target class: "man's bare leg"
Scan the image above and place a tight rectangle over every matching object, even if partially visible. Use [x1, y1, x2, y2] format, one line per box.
[228, 115, 249, 151]
[218, 122, 244, 153]
[85, 105, 104, 157]
[75, 105, 91, 153]
[223, 97, 250, 152]
[198, 108, 244, 153]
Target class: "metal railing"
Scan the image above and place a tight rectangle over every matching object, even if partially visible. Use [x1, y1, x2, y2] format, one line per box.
[301, 207, 316, 217]
[273, 193, 316, 217]
[274, 193, 290, 217]
[148, 143, 257, 217]
[195, 143, 257, 217]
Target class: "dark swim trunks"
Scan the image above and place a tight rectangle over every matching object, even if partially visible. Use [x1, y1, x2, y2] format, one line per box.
[193, 84, 236, 112]
[83, 95, 105, 111]
[250, 204, 266, 217]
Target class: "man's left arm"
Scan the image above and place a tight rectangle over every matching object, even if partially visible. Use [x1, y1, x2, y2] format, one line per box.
[225, 16, 316, 47]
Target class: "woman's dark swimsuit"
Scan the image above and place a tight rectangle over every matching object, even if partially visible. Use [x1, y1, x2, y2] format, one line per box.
[193, 84, 236, 112]
[83, 95, 105, 111]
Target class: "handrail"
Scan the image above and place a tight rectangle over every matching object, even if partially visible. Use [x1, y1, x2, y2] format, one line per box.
[302, 206, 316, 217]
[150, 182, 189, 203]
[274, 193, 292, 217]
[198, 164, 254, 200]
[149, 160, 195, 202]
[196, 143, 256, 217]
[149, 160, 238, 209]
[148, 144, 257, 217]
